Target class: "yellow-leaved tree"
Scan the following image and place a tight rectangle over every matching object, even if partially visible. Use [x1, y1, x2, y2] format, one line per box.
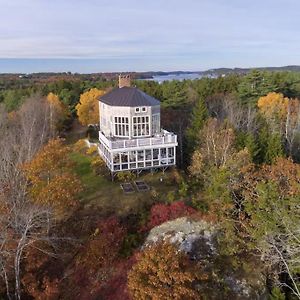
[257, 92, 288, 131]
[75, 88, 105, 126]
[46, 92, 69, 134]
[258, 92, 300, 156]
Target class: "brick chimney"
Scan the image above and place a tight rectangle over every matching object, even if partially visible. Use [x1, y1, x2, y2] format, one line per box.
[119, 74, 131, 88]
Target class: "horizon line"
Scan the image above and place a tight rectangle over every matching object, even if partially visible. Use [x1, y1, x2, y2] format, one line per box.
[0, 61, 299, 75]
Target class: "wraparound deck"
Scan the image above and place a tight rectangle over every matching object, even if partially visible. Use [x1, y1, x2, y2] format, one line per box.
[99, 129, 177, 151]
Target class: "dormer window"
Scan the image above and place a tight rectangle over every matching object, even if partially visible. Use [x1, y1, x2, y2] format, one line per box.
[135, 107, 147, 113]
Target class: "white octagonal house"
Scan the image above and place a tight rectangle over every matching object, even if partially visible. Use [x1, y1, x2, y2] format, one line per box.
[98, 75, 178, 174]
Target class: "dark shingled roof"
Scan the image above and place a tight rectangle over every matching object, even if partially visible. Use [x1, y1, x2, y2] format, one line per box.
[99, 87, 160, 107]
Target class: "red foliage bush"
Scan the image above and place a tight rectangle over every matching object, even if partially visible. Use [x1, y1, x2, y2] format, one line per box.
[64, 216, 127, 299]
[92, 256, 136, 300]
[142, 201, 196, 232]
[77, 216, 127, 272]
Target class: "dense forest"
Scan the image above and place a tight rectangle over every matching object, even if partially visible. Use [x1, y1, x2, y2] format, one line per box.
[1, 69, 300, 299]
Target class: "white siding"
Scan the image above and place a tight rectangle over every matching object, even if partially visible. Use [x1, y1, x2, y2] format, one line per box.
[98, 100, 177, 173]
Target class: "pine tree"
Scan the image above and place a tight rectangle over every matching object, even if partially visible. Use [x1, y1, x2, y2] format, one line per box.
[265, 133, 284, 164]
[244, 133, 260, 163]
[235, 131, 259, 163]
[257, 126, 270, 164]
[161, 81, 187, 108]
[238, 70, 276, 106]
[258, 126, 284, 164]
[186, 97, 208, 151]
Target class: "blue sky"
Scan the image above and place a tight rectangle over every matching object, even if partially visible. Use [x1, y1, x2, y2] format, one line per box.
[0, 0, 299, 73]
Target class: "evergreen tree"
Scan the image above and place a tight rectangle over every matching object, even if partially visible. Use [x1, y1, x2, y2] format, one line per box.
[244, 133, 260, 163]
[258, 126, 284, 164]
[135, 80, 163, 100]
[3, 89, 30, 112]
[265, 133, 284, 164]
[161, 81, 187, 108]
[186, 97, 208, 150]
[257, 126, 270, 164]
[238, 70, 276, 106]
[235, 131, 260, 164]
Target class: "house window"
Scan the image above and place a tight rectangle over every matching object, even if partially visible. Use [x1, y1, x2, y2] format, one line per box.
[129, 151, 137, 162]
[114, 116, 129, 137]
[153, 149, 159, 159]
[168, 147, 174, 157]
[132, 116, 150, 137]
[135, 107, 147, 113]
[152, 114, 160, 134]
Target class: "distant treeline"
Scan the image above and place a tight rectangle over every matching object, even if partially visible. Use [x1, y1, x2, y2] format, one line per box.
[1, 69, 300, 299]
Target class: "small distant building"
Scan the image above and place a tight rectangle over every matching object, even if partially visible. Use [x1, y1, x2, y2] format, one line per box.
[98, 75, 178, 173]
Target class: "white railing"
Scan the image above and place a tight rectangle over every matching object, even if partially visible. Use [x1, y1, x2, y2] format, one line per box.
[99, 130, 177, 150]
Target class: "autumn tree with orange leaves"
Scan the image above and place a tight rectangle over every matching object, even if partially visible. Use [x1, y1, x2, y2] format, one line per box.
[21, 243, 61, 300]
[128, 242, 203, 300]
[23, 139, 82, 218]
[75, 88, 105, 126]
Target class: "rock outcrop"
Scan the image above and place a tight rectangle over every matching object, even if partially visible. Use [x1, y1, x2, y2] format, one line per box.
[145, 217, 267, 299]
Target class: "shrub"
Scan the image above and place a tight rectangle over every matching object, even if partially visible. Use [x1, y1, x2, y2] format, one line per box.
[86, 145, 98, 155]
[94, 258, 136, 300]
[120, 233, 143, 257]
[142, 201, 196, 231]
[150, 188, 159, 200]
[116, 171, 135, 182]
[91, 156, 106, 176]
[73, 139, 87, 153]
[76, 217, 126, 272]
[166, 190, 176, 203]
[191, 194, 209, 212]
[87, 125, 99, 140]
[170, 168, 183, 184]
[178, 181, 188, 197]
[269, 287, 285, 300]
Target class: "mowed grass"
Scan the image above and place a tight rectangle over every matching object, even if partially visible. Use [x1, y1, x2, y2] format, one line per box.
[70, 150, 179, 217]
[70, 152, 111, 196]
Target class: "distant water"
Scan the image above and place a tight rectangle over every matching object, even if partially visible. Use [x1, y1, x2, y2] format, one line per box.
[144, 73, 203, 83]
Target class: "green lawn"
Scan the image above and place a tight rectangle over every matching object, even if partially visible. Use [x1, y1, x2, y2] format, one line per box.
[70, 152, 111, 196]
[70, 151, 179, 217]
